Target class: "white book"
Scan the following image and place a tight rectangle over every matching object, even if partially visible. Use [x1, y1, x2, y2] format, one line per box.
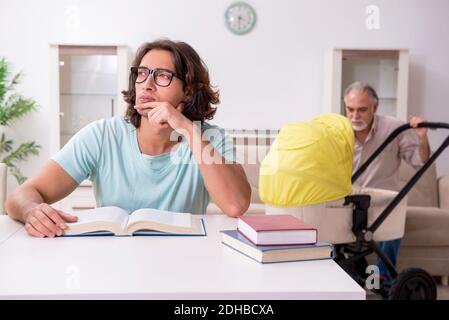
[62, 206, 206, 236]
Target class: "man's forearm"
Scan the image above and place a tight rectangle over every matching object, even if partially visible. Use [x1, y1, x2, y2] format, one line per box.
[182, 121, 251, 216]
[419, 136, 431, 163]
[5, 186, 44, 223]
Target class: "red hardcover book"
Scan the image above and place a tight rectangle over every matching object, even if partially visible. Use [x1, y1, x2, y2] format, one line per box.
[237, 214, 318, 246]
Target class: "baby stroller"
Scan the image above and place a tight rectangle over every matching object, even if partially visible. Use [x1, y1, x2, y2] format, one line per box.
[259, 115, 449, 300]
[333, 121, 449, 300]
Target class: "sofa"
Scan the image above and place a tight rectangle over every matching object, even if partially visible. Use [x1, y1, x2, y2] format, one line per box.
[396, 162, 449, 285]
[207, 139, 449, 284]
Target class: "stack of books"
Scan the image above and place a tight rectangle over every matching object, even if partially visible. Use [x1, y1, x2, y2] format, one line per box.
[221, 214, 333, 263]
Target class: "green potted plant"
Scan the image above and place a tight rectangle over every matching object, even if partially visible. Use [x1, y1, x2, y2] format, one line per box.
[0, 57, 41, 205]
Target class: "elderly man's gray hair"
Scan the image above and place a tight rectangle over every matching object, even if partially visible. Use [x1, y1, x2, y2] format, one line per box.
[343, 81, 379, 107]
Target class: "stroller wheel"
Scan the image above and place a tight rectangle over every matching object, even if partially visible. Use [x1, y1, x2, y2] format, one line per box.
[389, 268, 437, 300]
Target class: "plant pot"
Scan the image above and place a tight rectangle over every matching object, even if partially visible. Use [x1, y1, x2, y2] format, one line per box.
[0, 163, 7, 214]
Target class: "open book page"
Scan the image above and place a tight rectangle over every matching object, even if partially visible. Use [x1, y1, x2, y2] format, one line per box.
[126, 208, 205, 235]
[64, 206, 130, 235]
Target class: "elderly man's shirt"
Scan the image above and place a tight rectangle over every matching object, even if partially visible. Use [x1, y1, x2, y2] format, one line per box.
[353, 114, 424, 191]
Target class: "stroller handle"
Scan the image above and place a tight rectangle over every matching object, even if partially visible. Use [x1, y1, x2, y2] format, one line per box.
[352, 122, 449, 183]
[350, 122, 449, 234]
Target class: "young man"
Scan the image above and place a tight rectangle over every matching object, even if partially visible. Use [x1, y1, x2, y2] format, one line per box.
[344, 81, 431, 292]
[6, 40, 251, 238]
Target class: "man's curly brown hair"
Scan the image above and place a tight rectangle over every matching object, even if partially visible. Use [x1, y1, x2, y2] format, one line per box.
[122, 39, 219, 128]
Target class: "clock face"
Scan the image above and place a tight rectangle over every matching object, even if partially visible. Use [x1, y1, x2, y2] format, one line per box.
[225, 2, 257, 35]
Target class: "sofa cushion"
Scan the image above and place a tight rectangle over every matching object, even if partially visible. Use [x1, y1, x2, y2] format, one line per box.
[399, 162, 438, 207]
[401, 206, 449, 246]
[397, 247, 449, 276]
[438, 175, 449, 209]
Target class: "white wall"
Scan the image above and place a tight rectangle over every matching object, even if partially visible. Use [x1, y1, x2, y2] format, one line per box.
[1, 0, 449, 193]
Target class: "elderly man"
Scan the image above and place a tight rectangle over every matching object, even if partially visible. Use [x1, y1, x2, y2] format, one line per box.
[344, 81, 431, 293]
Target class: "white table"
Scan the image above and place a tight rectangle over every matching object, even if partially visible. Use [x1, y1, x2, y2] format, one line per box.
[0, 215, 365, 299]
[0, 216, 23, 246]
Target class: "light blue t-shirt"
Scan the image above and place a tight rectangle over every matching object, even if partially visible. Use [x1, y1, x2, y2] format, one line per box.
[52, 116, 236, 214]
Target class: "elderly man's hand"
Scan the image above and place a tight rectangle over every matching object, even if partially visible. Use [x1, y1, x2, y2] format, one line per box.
[409, 115, 428, 139]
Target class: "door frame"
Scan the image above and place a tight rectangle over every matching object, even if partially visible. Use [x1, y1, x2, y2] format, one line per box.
[48, 44, 131, 156]
[323, 48, 409, 122]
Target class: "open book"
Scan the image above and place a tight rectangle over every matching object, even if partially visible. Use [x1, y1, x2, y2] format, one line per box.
[62, 206, 206, 236]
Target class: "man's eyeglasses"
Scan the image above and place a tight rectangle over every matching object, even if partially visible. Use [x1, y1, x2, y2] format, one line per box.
[131, 66, 179, 87]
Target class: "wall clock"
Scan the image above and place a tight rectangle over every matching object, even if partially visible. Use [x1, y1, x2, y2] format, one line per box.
[225, 2, 257, 35]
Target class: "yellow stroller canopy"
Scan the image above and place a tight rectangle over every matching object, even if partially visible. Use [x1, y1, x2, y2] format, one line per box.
[259, 113, 355, 207]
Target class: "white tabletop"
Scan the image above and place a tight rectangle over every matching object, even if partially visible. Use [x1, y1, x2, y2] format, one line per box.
[0, 215, 23, 246]
[0, 215, 365, 300]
